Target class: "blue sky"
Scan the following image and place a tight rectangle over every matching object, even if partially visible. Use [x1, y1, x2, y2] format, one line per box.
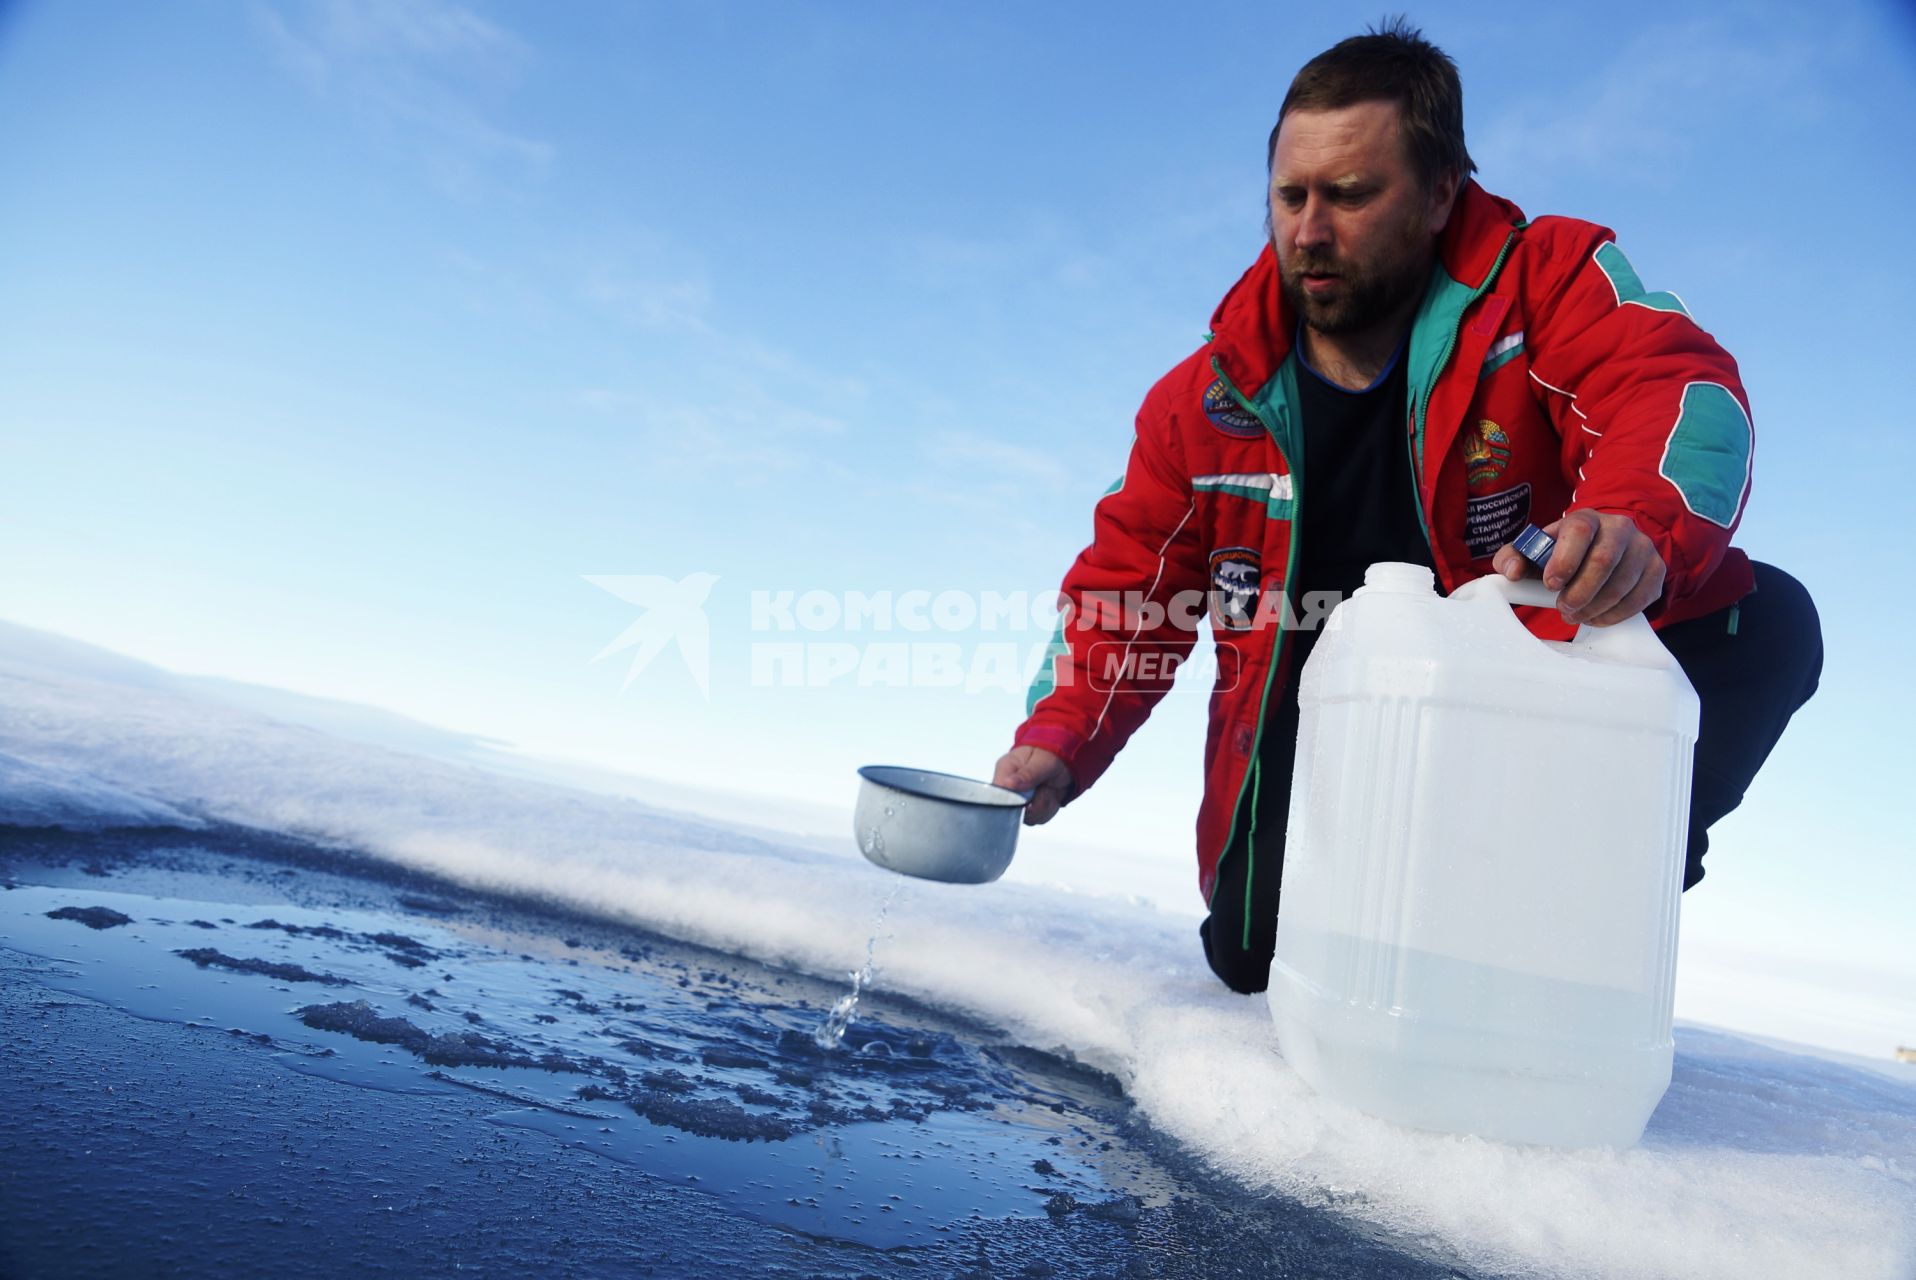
[3, 2, 1914, 1017]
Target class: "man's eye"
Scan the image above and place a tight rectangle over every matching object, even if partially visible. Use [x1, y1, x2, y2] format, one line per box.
[1274, 190, 1305, 209]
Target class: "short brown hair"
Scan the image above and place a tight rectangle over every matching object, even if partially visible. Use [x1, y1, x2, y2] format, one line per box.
[1268, 17, 1476, 189]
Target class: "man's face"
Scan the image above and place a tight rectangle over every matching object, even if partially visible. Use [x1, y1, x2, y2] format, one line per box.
[1268, 100, 1456, 337]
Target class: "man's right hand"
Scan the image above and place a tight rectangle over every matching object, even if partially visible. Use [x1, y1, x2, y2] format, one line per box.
[991, 746, 1074, 826]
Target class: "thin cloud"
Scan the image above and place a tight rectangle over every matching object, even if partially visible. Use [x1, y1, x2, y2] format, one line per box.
[444, 218, 865, 482]
[251, 0, 552, 196]
[923, 431, 1071, 485]
[893, 218, 1115, 294]
[561, 228, 868, 407]
[305, 0, 522, 67]
[576, 263, 715, 334]
[572, 383, 851, 479]
[1474, 18, 1837, 188]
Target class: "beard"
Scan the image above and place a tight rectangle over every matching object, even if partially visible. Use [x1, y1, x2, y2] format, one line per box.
[1276, 214, 1434, 337]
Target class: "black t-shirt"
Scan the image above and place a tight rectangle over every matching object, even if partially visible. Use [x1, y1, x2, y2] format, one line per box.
[1280, 333, 1435, 703]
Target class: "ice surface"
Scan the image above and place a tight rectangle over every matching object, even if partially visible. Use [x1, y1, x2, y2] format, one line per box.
[2, 879, 1190, 1258]
[3, 623, 1914, 1279]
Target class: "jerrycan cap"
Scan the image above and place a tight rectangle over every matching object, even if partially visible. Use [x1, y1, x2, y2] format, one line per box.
[1513, 523, 1557, 569]
[1360, 562, 1437, 594]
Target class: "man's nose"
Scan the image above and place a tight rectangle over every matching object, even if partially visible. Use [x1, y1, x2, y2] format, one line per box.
[1293, 196, 1332, 251]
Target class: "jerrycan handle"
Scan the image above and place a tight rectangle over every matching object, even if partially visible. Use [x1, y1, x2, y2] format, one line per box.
[1453, 573, 1680, 671]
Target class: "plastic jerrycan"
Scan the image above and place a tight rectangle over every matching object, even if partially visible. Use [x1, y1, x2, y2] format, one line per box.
[1267, 561, 1700, 1148]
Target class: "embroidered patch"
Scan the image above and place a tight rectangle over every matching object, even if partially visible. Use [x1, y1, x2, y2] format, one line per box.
[1461, 419, 1513, 491]
[1201, 378, 1265, 438]
[1465, 483, 1533, 559]
[1208, 547, 1261, 632]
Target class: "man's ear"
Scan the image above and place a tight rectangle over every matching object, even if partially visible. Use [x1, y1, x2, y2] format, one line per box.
[1426, 167, 1462, 235]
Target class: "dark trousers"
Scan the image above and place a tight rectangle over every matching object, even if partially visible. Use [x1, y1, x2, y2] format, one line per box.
[1199, 561, 1824, 995]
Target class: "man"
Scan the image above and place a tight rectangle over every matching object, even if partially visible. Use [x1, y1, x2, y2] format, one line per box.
[991, 21, 1822, 994]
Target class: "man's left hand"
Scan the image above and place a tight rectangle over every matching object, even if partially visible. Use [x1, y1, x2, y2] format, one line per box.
[1491, 510, 1667, 626]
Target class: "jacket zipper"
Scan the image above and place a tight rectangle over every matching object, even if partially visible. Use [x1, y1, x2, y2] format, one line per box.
[1202, 229, 1521, 917]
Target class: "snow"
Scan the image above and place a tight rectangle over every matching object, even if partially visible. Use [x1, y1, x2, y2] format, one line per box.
[0, 750, 203, 829]
[3, 619, 1913, 1280]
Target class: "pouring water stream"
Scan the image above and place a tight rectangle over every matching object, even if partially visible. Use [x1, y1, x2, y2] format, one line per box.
[813, 879, 908, 1050]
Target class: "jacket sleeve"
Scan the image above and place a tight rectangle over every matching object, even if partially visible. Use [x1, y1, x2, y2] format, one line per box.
[1521, 219, 1754, 614]
[1012, 378, 1210, 797]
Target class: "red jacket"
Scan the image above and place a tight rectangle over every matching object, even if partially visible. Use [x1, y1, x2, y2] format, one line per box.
[1012, 181, 1756, 906]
